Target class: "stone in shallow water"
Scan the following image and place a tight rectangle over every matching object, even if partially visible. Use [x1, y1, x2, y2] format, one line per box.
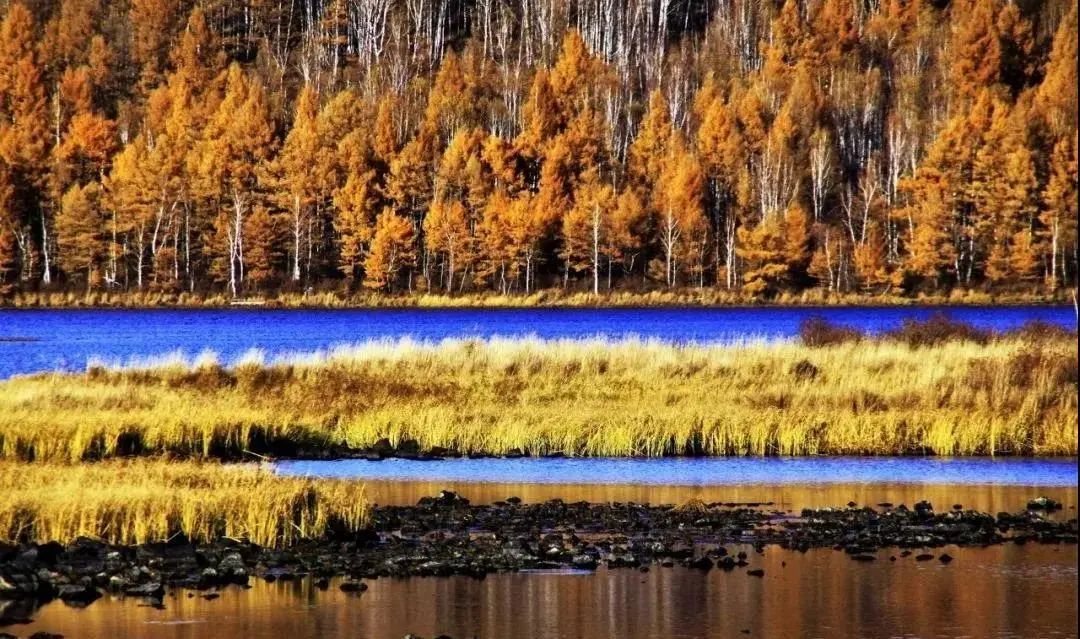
[1027, 496, 1062, 511]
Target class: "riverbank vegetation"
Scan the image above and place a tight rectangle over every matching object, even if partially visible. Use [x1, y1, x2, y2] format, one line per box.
[1, 322, 1074, 460]
[0, 460, 369, 547]
[0, 1, 1077, 302]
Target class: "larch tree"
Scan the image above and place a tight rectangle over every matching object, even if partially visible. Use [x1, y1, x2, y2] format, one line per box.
[656, 139, 708, 288]
[55, 181, 104, 290]
[1039, 135, 1078, 289]
[0, 3, 50, 283]
[972, 100, 1036, 284]
[423, 198, 471, 292]
[363, 209, 416, 291]
[560, 167, 615, 294]
[272, 84, 325, 282]
[193, 64, 276, 296]
[333, 168, 379, 281]
[627, 90, 673, 191]
[697, 91, 746, 288]
[738, 202, 811, 296]
[608, 187, 649, 283]
[0, 161, 18, 285]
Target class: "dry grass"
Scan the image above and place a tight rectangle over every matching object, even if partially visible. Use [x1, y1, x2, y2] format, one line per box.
[1, 286, 1065, 309]
[0, 460, 369, 547]
[1, 334, 1075, 460]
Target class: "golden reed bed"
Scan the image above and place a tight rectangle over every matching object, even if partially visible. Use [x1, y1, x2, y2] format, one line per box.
[1, 334, 1075, 461]
[0, 460, 368, 547]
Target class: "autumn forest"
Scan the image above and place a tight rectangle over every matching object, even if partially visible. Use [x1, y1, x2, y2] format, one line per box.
[0, 0, 1076, 300]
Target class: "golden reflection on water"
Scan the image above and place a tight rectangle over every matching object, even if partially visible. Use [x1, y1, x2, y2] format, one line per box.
[23, 544, 1078, 639]
[362, 480, 1078, 514]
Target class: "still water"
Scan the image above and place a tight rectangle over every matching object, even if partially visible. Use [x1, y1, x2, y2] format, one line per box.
[275, 456, 1080, 514]
[0, 305, 1073, 378]
[19, 544, 1078, 639]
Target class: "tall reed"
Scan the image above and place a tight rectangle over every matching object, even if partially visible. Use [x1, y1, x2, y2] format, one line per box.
[0, 460, 369, 547]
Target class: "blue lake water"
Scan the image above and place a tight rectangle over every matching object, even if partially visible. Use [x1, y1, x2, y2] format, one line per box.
[0, 305, 1073, 378]
[274, 456, 1079, 487]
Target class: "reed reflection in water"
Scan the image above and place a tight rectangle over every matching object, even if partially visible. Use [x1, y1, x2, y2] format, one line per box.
[21, 544, 1077, 639]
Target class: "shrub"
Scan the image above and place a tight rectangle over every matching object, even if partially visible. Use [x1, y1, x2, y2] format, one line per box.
[885, 313, 992, 347]
[798, 317, 863, 347]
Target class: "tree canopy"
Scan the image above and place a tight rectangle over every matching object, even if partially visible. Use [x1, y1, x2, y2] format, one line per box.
[0, 0, 1076, 298]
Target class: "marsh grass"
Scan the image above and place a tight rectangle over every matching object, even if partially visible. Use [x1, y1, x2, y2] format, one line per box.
[1, 332, 1075, 460]
[0, 460, 369, 547]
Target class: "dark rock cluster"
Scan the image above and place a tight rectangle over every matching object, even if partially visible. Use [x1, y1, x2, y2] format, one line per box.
[2, 492, 1075, 626]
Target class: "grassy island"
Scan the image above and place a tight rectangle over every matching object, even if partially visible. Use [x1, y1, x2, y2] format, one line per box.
[2, 320, 1074, 461]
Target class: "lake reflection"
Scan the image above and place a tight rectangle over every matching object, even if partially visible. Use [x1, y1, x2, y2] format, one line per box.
[20, 544, 1077, 639]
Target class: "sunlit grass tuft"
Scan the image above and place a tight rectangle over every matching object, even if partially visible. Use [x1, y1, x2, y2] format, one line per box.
[0, 460, 369, 547]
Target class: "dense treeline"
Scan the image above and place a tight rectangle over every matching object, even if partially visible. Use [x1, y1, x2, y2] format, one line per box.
[0, 0, 1076, 299]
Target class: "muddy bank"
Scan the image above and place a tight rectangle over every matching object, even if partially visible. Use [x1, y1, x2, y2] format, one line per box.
[2, 492, 1075, 624]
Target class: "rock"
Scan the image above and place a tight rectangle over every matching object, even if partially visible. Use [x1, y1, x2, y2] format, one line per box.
[0, 573, 24, 598]
[938, 554, 953, 564]
[914, 554, 934, 562]
[339, 581, 367, 593]
[851, 554, 876, 562]
[571, 555, 598, 570]
[202, 592, 221, 600]
[218, 552, 246, 573]
[35, 542, 65, 566]
[685, 556, 713, 571]
[914, 501, 934, 518]
[124, 582, 165, 599]
[57, 584, 101, 604]
[371, 438, 394, 456]
[747, 569, 765, 577]
[29, 633, 65, 639]
[1027, 497, 1062, 511]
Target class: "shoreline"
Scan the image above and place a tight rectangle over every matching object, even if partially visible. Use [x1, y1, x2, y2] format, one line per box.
[1, 288, 1073, 311]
